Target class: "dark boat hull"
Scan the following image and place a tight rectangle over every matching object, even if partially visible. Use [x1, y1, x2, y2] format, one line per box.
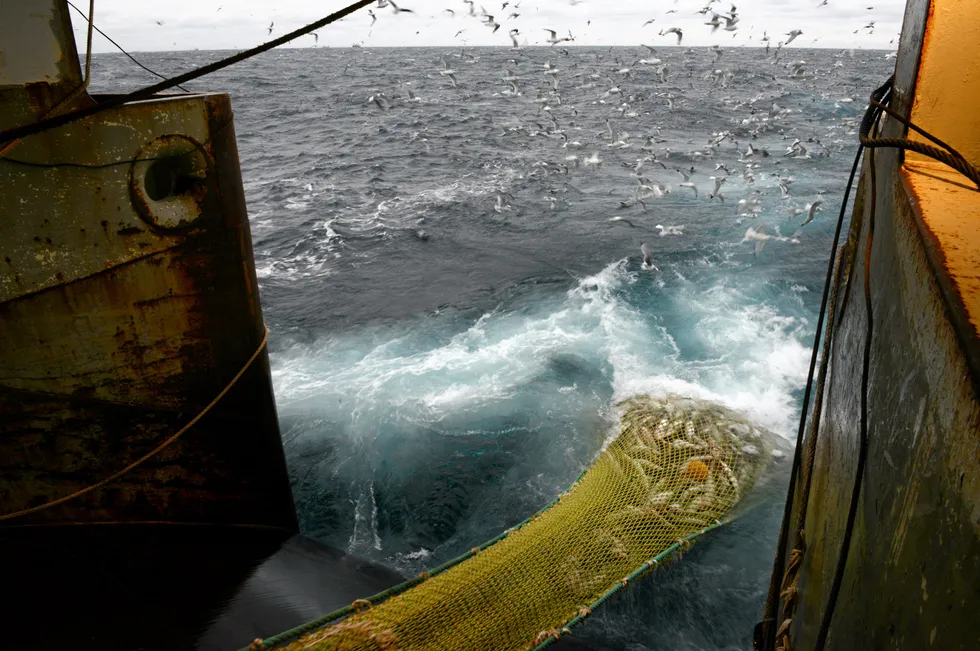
[0, 527, 399, 650]
[773, 1, 980, 648]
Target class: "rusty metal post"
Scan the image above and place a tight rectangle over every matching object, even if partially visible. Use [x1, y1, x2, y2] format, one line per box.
[0, 0, 297, 532]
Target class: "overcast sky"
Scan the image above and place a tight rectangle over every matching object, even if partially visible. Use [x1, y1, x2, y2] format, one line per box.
[69, 0, 906, 53]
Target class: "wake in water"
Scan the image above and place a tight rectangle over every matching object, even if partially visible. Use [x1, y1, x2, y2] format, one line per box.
[273, 257, 809, 567]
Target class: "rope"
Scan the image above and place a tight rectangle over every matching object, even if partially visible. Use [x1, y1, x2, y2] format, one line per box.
[758, 76, 892, 650]
[0, 0, 375, 146]
[761, 72, 976, 650]
[772, 240, 851, 651]
[0, 325, 269, 522]
[82, 0, 95, 85]
[811, 101, 882, 651]
[66, 0, 190, 93]
[756, 80, 881, 651]
[863, 135, 980, 189]
[863, 98, 980, 190]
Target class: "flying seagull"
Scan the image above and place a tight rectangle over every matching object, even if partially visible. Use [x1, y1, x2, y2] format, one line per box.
[677, 169, 698, 197]
[799, 200, 823, 227]
[608, 216, 637, 227]
[660, 27, 683, 44]
[656, 224, 684, 236]
[640, 243, 660, 271]
[438, 57, 459, 87]
[494, 194, 512, 213]
[742, 227, 772, 256]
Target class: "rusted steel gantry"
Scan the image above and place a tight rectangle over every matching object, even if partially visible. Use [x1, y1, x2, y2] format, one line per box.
[0, 1, 297, 532]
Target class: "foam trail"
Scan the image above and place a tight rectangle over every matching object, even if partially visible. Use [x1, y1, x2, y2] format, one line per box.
[274, 258, 810, 442]
[272, 257, 812, 566]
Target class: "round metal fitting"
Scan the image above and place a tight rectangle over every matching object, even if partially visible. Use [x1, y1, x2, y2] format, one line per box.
[128, 134, 216, 231]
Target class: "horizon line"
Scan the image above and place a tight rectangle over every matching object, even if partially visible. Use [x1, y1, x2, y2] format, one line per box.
[93, 43, 896, 55]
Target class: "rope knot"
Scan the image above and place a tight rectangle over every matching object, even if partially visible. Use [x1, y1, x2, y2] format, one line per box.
[773, 617, 794, 651]
[248, 639, 265, 651]
[350, 598, 372, 612]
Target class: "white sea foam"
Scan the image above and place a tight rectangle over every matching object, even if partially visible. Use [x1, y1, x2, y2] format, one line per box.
[255, 219, 342, 280]
[347, 481, 382, 555]
[368, 166, 523, 227]
[273, 258, 809, 440]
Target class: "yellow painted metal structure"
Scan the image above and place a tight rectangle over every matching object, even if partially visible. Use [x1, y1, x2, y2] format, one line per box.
[907, 0, 980, 163]
[903, 0, 980, 338]
[902, 163, 980, 333]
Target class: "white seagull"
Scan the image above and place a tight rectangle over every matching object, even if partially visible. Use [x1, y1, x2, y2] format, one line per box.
[640, 243, 660, 271]
[785, 29, 803, 44]
[660, 27, 683, 44]
[656, 224, 684, 236]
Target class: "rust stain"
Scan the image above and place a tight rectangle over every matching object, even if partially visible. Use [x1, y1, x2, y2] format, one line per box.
[1, 85, 294, 529]
[917, 1, 936, 82]
[22, 82, 57, 114]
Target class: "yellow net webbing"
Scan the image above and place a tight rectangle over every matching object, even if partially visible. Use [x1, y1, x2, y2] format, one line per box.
[281, 395, 778, 651]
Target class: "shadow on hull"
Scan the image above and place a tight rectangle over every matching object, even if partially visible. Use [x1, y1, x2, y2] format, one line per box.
[1, 526, 604, 650]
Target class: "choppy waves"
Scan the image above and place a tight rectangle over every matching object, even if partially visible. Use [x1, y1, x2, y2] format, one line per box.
[272, 254, 810, 563]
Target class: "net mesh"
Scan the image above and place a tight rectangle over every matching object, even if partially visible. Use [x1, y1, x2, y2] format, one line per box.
[283, 395, 777, 651]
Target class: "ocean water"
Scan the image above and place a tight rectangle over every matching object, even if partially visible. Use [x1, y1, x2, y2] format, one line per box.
[90, 45, 894, 650]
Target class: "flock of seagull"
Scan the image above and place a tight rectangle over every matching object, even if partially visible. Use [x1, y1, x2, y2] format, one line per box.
[349, 0, 894, 266]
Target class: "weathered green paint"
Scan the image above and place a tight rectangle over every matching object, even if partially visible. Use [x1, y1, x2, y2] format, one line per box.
[0, 0, 80, 89]
[0, 0, 90, 140]
[0, 1, 297, 531]
[781, 0, 980, 647]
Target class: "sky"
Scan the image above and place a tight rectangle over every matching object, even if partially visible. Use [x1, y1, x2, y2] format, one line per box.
[68, 0, 907, 53]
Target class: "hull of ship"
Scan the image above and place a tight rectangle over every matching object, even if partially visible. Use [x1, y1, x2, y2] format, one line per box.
[776, 0, 980, 648]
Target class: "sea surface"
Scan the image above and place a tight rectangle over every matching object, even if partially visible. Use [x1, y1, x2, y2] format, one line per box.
[91, 45, 894, 650]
